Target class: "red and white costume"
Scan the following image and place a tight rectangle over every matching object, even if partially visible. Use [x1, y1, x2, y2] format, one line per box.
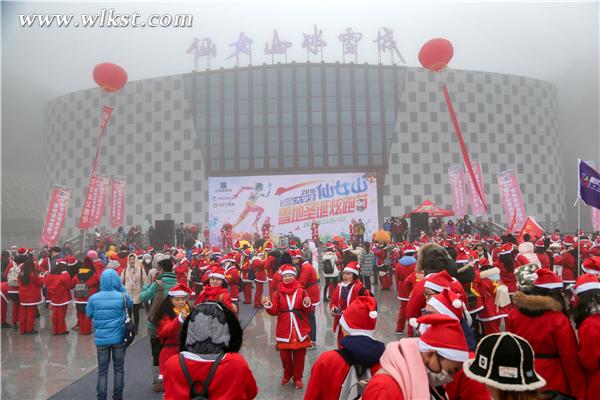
[45, 270, 75, 334]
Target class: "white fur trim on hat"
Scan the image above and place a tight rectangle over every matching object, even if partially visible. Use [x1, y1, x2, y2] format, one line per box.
[479, 267, 500, 280]
[575, 281, 600, 295]
[534, 282, 563, 290]
[424, 281, 447, 293]
[168, 290, 189, 297]
[582, 265, 600, 275]
[339, 314, 375, 338]
[427, 297, 460, 320]
[418, 339, 469, 362]
[343, 265, 360, 275]
[281, 269, 297, 276]
[209, 272, 226, 281]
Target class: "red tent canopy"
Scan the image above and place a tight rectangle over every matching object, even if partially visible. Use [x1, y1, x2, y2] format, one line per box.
[403, 200, 455, 218]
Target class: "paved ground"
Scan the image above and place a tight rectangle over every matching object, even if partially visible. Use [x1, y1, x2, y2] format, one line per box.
[1, 282, 399, 399]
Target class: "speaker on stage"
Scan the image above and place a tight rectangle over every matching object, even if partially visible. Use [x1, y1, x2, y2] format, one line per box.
[409, 212, 429, 242]
[154, 220, 175, 248]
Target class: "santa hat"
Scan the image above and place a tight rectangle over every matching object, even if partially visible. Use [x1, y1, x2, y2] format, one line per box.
[280, 264, 297, 276]
[109, 253, 118, 261]
[210, 246, 222, 255]
[455, 252, 469, 265]
[582, 257, 600, 275]
[499, 243, 513, 255]
[66, 256, 78, 267]
[87, 250, 99, 260]
[493, 235, 502, 244]
[415, 314, 469, 362]
[57, 258, 67, 265]
[424, 270, 454, 293]
[563, 235, 576, 248]
[290, 249, 303, 259]
[535, 239, 545, 248]
[17, 247, 29, 256]
[343, 261, 360, 275]
[242, 248, 252, 257]
[289, 240, 297, 249]
[533, 268, 563, 290]
[574, 274, 600, 295]
[403, 245, 417, 255]
[146, 246, 154, 253]
[478, 257, 490, 267]
[399, 256, 416, 267]
[325, 242, 335, 250]
[480, 267, 500, 280]
[233, 240, 241, 249]
[264, 240, 274, 251]
[209, 267, 227, 282]
[550, 233, 561, 243]
[339, 296, 378, 338]
[426, 288, 463, 320]
[168, 283, 192, 297]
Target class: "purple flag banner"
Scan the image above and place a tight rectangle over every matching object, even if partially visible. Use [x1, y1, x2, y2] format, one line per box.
[578, 159, 600, 210]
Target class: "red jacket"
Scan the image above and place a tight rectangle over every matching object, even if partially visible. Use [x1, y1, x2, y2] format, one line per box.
[264, 255, 277, 280]
[444, 362, 489, 400]
[578, 314, 600, 400]
[397, 271, 418, 303]
[493, 260, 517, 293]
[475, 279, 508, 321]
[304, 350, 381, 400]
[298, 262, 320, 305]
[330, 280, 367, 333]
[240, 260, 252, 282]
[362, 373, 404, 400]
[174, 261, 189, 285]
[536, 252, 552, 270]
[224, 265, 240, 285]
[507, 292, 585, 398]
[373, 248, 388, 267]
[158, 313, 185, 374]
[195, 286, 237, 313]
[265, 284, 311, 343]
[163, 352, 257, 400]
[18, 272, 45, 305]
[72, 272, 100, 304]
[553, 251, 577, 283]
[45, 271, 75, 306]
[394, 263, 415, 300]
[251, 258, 267, 282]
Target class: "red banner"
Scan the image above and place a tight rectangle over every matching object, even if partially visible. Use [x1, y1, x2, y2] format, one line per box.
[497, 170, 527, 233]
[40, 186, 72, 246]
[110, 177, 126, 228]
[92, 106, 114, 176]
[466, 160, 487, 217]
[78, 174, 110, 229]
[448, 164, 467, 218]
[517, 216, 545, 243]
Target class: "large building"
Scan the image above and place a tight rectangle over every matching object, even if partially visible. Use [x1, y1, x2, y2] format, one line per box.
[44, 62, 564, 240]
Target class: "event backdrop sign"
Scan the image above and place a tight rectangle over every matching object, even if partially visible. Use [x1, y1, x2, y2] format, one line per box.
[466, 159, 487, 217]
[448, 164, 467, 219]
[208, 172, 379, 245]
[497, 170, 527, 232]
[110, 177, 126, 228]
[40, 186, 72, 246]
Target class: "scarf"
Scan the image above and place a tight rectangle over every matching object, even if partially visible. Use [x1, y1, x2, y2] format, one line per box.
[278, 279, 299, 295]
[378, 339, 430, 400]
[174, 303, 190, 317]
[197, 285, 228, 304]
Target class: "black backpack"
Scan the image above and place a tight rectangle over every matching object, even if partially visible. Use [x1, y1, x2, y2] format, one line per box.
[179, 352, 225, 399]
[323, 258, 334, 274]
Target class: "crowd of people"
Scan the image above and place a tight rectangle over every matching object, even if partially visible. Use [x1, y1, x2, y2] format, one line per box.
[2, 218, 600, 400]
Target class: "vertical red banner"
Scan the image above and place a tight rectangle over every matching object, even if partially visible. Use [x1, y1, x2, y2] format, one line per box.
[466, 159, 487, 217]
[110, 177, 126, 228]
[40, 186, 72, 246]
[448, 164, 467, 218]
[78, 174, 110, 229]
[497, 170, 527, 233]
[91, 175, 110, 226]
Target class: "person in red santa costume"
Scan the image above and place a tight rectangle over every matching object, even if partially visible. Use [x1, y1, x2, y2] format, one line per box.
[474, 263, 510, 335]
[493, 243, 518, 294]
[507, 268, 586, 398]
[553, 235, 578, 285]
[310, 220, 320, 246]
[296, 249, 320, 349]
[45, 259, 75, 335]
[534, 239, 553, 270]
[18, 257, 46, 334]
[573, 272, 600, 400]
[3, 250, 22, 328]
[515, 241, 542, 269]
[394, 253, 416, 335]
[262, 241, 278, 296]
[162, 301, 258, 400]
[251, 250, 268, 309]
[154, 283, 192, 381]
[195, 267, 237, 314]
[239, 248, 254, 305]
[72, 256, 99, 335]
[330, 261, 370, 347]
[221, 254, 240, 303]
[262, 265, 312, 389]
[173, 252, 190, 286]
[373, 242, 392, 290]
[362, 314, 469, 400]
[261, 217, 272, 240]
[305, 295, 385, 399]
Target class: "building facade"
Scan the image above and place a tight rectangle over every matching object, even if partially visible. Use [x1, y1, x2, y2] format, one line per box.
[44, 62, 564, 240]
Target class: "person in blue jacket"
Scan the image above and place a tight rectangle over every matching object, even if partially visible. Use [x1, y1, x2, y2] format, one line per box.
[86, 269, 133, 400]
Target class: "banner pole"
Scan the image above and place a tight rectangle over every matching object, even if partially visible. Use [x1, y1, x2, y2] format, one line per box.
[577, 199, 581, 276]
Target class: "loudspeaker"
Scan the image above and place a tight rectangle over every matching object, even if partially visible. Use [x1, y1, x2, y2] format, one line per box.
[409, 212, 429, 241]
[154, 220, 175, 248]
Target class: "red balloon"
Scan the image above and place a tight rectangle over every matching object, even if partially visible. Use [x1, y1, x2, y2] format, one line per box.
[93, 63, 128, 92]
[418, 38, 454, 72]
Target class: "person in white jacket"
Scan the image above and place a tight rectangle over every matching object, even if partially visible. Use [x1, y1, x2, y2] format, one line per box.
[321, 244, 339, 302]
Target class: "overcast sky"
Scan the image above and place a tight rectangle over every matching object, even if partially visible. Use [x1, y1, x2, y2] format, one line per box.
[2, 0, 599, 228]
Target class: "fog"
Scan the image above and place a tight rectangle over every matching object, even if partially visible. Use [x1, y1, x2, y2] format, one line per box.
[1, 0, 598, 238]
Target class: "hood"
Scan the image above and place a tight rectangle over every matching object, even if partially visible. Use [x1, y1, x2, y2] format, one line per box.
[518, 242, 535, 255]
[340, 335, 386, 368]
[512, 291, 562, 312]
[100, 269, 124, 292]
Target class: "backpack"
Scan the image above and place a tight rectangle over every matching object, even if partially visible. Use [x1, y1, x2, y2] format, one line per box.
[148, 280, 165, 325]
[322, 258, 334, 274]
[335, 348, 372, 400]
[179, 352, 225, 399]
[7, 264, 21, 287]
[74, 283, 89, 298]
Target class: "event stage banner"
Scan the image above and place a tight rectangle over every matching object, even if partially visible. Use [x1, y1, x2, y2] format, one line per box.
[497, 170, 527, 232]
[79, 174, 110, 229]
[40, 186, 72, 246]
[466, 160, 487, 217]
[448, 164, 467, 219]
[110, 177, 126, 228]
[208, 172, 379, 245]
